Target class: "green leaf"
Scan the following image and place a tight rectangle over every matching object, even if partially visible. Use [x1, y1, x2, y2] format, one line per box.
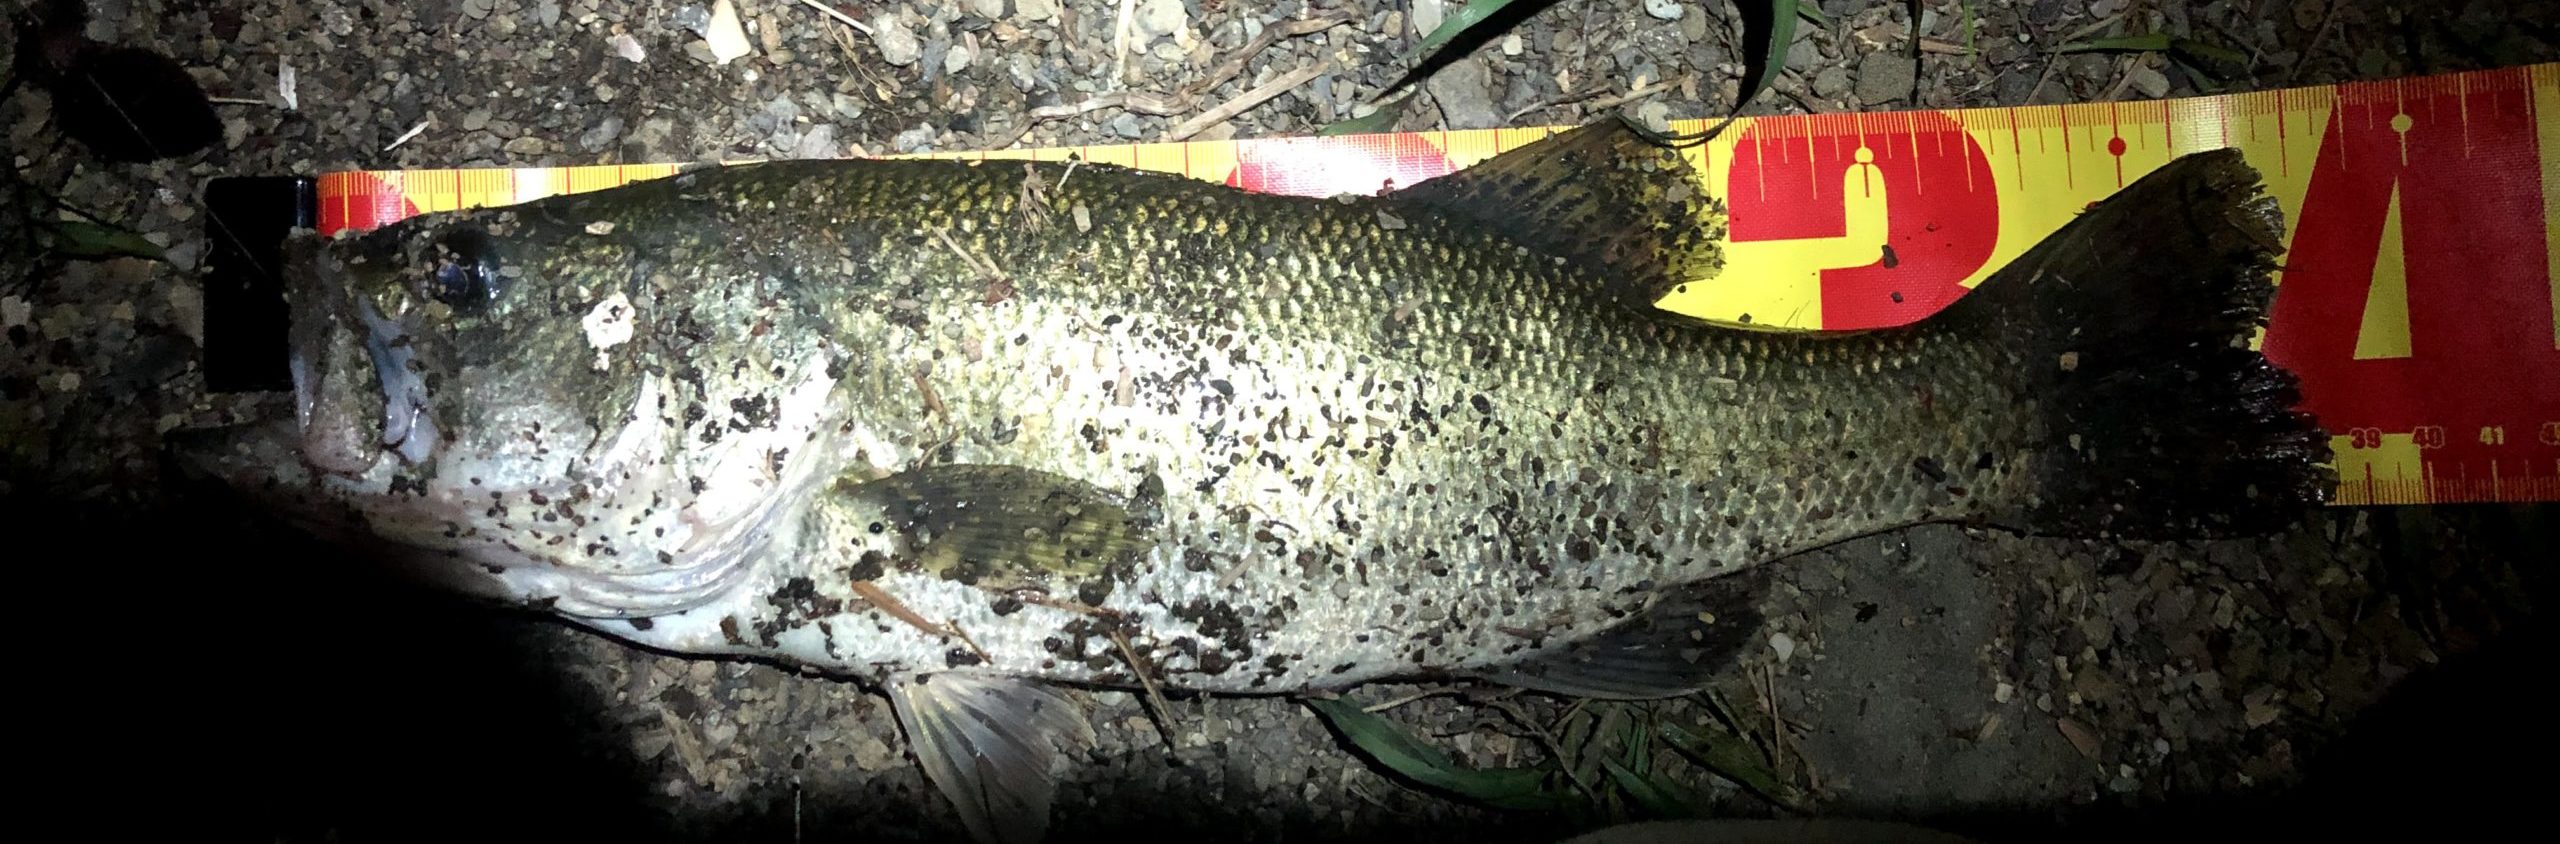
[1795, 4, 1827, 27]
[1659, 722, 1809, 811]
[1737, 0, 1803, 113]
[1600, 758, 1697, 819]
[2056, 32, 2175, 54]
[1308, 696, 1576, 811]
[1960, 1, 1979, 54]
[1319, 95, 1411, 136]
[2170, 38, 2248, 68]
[41, 219, 165, 262]
[1621, 709, 1653, 773]
[1414, 0, 1529, 55]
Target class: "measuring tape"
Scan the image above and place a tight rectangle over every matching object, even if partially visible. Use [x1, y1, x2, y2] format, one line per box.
[311, 64, 2560, 507]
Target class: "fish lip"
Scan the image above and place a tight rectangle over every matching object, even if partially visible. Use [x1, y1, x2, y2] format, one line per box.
[353, 295, 439, 466]
[285, 235, 437, 476]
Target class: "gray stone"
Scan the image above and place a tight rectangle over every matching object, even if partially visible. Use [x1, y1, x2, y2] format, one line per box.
[2127, 65, 2170, 99]
[1427, 58, 1501, 130]
[164, 240, 203, 273]
[871, 15, 921, 66]
[1854, 52, 1915, 105]
[764, 93, 800, 126]
[1137, 0, 1185, 39]
[578, 116, 623, 153]
[1636, 100, 1671, 134]
[1813, 65, 1854, 99]
[1786, 33, 1820, 69]
[1412, 0, 1444, 38]
[1014, 0, 1056, 23]
[1643, 0, 1685, 22]
[1008, 53, 1043, 92]
[794, 124, 838, 159]
[891, 124, 937, 153]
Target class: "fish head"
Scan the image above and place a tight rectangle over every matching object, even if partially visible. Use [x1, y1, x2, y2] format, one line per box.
[286, 214, 647, 480]
[178, 212, 737, 616]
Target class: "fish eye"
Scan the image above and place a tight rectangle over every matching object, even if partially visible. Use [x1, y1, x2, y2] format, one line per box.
[423, 227, 502, 310]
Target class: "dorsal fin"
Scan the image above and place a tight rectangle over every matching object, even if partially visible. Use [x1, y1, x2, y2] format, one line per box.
[1388, 118, 1726, 314]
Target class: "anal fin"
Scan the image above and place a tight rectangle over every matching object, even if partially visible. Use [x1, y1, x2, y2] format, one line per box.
[890, 673, 1096, 844]
[1479, 568, 1771, 699]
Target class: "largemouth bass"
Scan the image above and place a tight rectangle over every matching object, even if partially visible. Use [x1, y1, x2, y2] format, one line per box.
[175, 122, 2330, 842]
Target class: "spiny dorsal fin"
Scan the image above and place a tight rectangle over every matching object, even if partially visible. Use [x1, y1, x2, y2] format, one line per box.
[889, 673, 1096, 844]
[1388, 118, 1726, 315]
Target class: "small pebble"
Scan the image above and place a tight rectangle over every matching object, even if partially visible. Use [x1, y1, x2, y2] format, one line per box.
[872, 15, 922, 66]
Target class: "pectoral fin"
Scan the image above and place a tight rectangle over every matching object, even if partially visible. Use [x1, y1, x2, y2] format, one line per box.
[889, 672, 1096, 844]
[816, 464, 1160, 598]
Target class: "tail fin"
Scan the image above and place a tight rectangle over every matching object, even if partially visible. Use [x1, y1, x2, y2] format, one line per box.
[1936, 148, 2332, 539]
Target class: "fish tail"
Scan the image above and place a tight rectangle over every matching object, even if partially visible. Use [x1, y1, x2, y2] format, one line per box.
[1935, 148, 2333, 539]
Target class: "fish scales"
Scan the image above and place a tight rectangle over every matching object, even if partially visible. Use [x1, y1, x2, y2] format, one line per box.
[424, 153, 2014, 691]
[176, 122, 2328, 844]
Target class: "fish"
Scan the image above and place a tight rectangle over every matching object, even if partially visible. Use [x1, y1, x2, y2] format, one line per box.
[172, 121, 2331, 843]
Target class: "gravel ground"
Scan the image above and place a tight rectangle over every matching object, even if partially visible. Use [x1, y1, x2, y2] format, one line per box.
[6, 1, 2557, 842]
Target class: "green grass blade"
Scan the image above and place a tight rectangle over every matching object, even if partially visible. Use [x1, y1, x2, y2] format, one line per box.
[41, 220, 165, 262]
[1600, 758, 1697, 819]
[1659, 722, 1808, 811]
[1308, 696, 1576, 811]
[2056, 32, 2174, 54]
[1737, 0, 1803, 112]
[1414, 0, 1526, 54]
[1319, 95, 1411, 136]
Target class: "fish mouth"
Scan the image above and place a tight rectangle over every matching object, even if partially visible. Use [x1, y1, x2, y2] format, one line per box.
[286, 245, 439, 476]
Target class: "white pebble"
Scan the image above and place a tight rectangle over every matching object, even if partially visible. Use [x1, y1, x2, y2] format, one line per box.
[703, 0, 752, 65]
[610, 32, 647, 63]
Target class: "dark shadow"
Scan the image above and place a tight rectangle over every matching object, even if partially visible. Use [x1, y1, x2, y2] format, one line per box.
[1910, 615, 2553, 843]
[14, 470, 663, 843]
[28, 453, 2548, 844]
[1380, 0, 1575, 99]
[1911, 505, 2556, 843]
